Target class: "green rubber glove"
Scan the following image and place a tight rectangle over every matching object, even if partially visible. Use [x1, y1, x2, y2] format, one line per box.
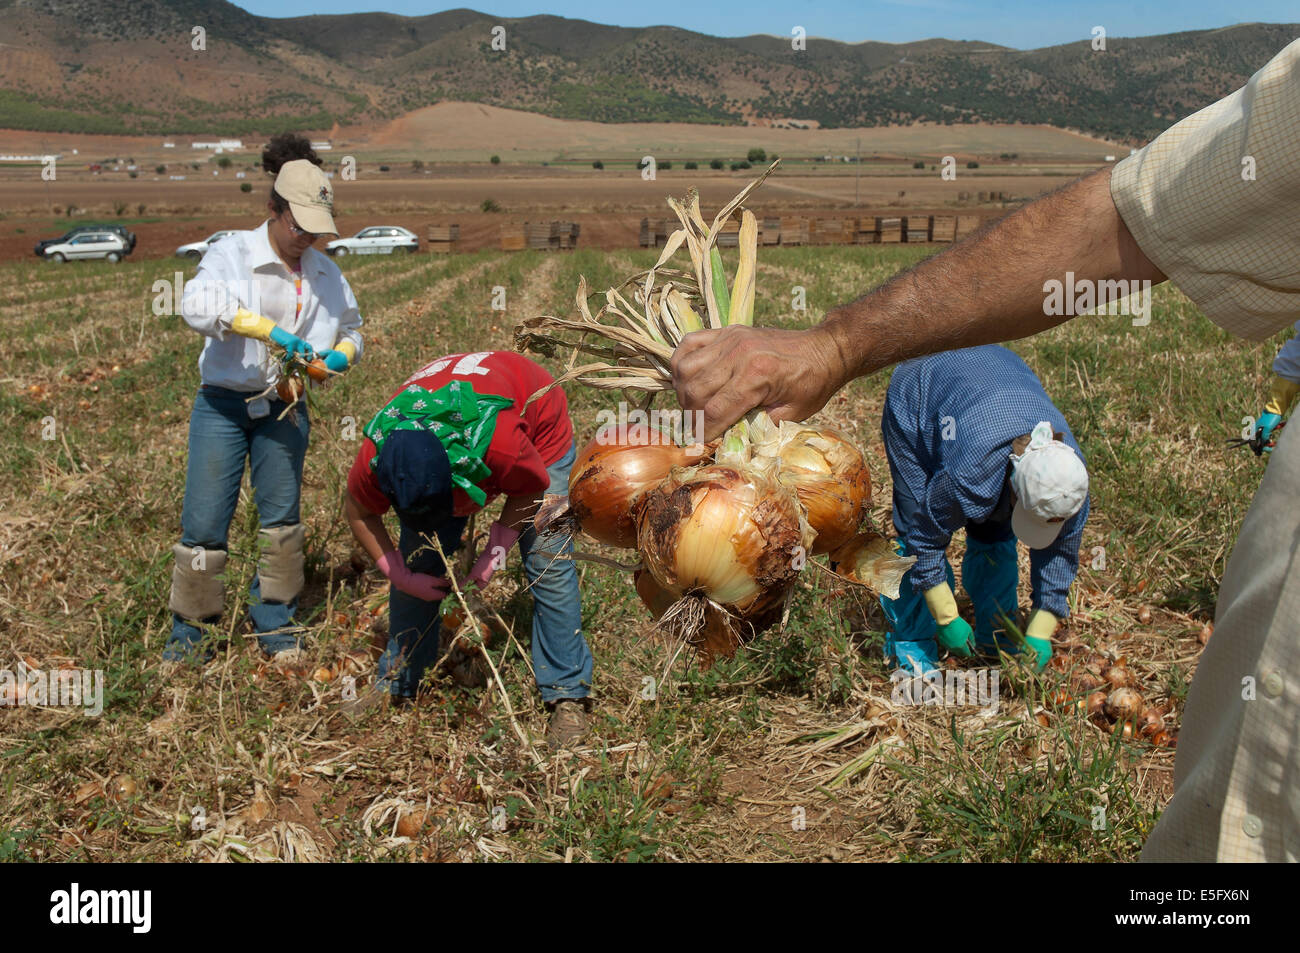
[1024, 608, 1058, 672]
[925, 582, 974, 656]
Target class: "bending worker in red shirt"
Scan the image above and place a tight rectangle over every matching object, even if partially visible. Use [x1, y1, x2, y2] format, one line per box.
[344, 351, 592, 748]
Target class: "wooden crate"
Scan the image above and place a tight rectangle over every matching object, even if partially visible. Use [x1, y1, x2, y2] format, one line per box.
[640, 217, 671, 248]
[761, 217, 781, 246]
[500, 226, 527, 252]
[877, 216, 902, 243]
[931, 215, 957, 243]
[425, 224, 460, 243]
[427, 241, 460, 254]
[810, 219, 852, 245]
[715, 220, 741, 248]
[905, 215, 931, 242]
[955, 215, 982, 240]
[779, 217, 809, 246]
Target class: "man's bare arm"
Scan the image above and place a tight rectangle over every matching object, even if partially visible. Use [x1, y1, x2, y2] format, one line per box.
[672, 167, 1166, 438]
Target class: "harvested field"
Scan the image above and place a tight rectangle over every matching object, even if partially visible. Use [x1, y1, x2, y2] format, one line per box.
[0, 242, 1277, 862]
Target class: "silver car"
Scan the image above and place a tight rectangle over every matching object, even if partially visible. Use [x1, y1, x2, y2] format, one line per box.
[326, 226, 418, 256]
[177, 230, 238, 259]
[43, 231, 130, 263]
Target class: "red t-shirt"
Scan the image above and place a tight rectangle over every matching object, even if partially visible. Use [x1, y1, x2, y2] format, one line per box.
[347, 351, 573, 517]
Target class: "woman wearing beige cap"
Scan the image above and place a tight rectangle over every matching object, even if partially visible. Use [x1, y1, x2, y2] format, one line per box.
[164, 133, 364, 666]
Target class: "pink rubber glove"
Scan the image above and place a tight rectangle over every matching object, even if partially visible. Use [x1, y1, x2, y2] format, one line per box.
[468, 522, 520, 588]
[376, 550, 450, 601]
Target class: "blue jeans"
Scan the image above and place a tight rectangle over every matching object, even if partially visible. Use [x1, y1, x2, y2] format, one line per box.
[167, 385, 309, 658]
[882, 474, 1022, 659]
[379, 442, 591, 702]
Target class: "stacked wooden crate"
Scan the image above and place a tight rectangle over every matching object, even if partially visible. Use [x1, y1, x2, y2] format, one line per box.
[853, 218, 879, 244]
[761, 217, 781, 246]
[554, 221, 580, 250]
[930, 215, 957, 243]
[877, 216, 903, 243]
[780, 217, 810, 246]
[955, 215, 982, 240]
[425, 224, 460, 254]
[525, 222, 553, 250]
[715, 219, 741, 248]
[905, 215, 931, 243]
[500, 225, 526, 251]
[639, 218, 671, 248]
[810, 218, 853, 245]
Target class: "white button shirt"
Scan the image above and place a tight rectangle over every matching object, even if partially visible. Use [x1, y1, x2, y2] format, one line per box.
[181, 220, 363, 392]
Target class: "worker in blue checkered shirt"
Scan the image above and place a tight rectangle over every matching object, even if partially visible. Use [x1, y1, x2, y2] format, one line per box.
[880, 344, 1090, 674]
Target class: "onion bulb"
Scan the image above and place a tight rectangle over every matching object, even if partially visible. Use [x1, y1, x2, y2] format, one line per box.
[635, 463, 812, 612]
[762, 424, 872, 553]
[276, 375, 304, 404]
[828, 531, 917, 600]
[634, 569, 676, 620]
[568, 424, 706, 548]
[1104, 664, 1136, 690]
[1104, 687, 1143, 722]
[304, 359, 330, 382]
[1086, 690, 1108, 719]
[1138, 707, 1165, 737]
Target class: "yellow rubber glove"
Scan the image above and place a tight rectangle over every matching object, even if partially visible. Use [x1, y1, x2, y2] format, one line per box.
[230, 307, 278, 342]
[1024, 608, 1058, 671]
[335, 339, 357, 365]
[231, 307, 314, 358]
[1264, 375, 1300, 416]
[923, 582, 960, 625]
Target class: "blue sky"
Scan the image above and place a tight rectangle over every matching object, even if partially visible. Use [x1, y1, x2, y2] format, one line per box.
[232, 1, 1296, 48]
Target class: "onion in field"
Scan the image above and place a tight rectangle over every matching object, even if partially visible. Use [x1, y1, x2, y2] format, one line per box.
[568, 424, 706, 548]
[1138, 707, 1165, 737]
[1105, 687, 1143, 722]
[635, 462, 811, 612]
[304, 359, 330, 382]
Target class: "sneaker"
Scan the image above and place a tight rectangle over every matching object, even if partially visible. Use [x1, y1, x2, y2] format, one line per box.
[545, 699, 590, 749]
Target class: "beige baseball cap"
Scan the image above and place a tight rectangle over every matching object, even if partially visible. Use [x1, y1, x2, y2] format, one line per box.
[272, 159, 338, 236]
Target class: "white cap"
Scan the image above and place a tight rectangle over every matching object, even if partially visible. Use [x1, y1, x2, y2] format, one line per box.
[1009, 421, 1088, 549]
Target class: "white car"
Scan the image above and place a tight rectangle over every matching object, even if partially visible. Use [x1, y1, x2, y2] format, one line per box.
[42, 231, 130, 263]
[177, 230, 238, 258]
[326, 226, 418, 256]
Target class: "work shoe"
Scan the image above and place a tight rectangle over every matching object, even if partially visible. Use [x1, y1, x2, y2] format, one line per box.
[884, 635, 941, 675]
[545, 699, 590, 749]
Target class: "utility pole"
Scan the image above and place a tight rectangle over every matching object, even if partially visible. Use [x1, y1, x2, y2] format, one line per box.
[855, 136, 860, 206]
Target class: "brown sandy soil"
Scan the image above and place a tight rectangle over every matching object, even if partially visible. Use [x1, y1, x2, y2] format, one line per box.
[0, 167, 1096, 263]
[0, 104, 1124, 165]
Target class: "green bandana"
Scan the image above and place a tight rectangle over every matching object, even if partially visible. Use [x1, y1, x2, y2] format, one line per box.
[364, 381, 514, 506]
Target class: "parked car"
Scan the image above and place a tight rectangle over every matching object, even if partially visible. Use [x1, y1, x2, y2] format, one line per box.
[41, 231, 131, 263]
[176, 230, 238, 258]
[33, 224, 136, 257]
[325, 226, 418, 256]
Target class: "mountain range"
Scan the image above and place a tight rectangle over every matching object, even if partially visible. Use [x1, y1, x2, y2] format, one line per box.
[1, 1, 1295, 142]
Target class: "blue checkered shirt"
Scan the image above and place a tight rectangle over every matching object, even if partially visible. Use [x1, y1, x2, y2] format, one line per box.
[881, 345, 1089, 618]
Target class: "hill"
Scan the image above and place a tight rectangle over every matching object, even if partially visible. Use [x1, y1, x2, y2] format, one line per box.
[0, 1, 1295, 141]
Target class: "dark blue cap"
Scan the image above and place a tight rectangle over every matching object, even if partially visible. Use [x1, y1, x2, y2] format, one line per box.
[374, 430, 453, 529]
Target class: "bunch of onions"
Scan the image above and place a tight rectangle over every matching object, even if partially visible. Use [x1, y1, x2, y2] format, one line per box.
[755, 422, 872, 554]
[567, 423, 706, 548]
